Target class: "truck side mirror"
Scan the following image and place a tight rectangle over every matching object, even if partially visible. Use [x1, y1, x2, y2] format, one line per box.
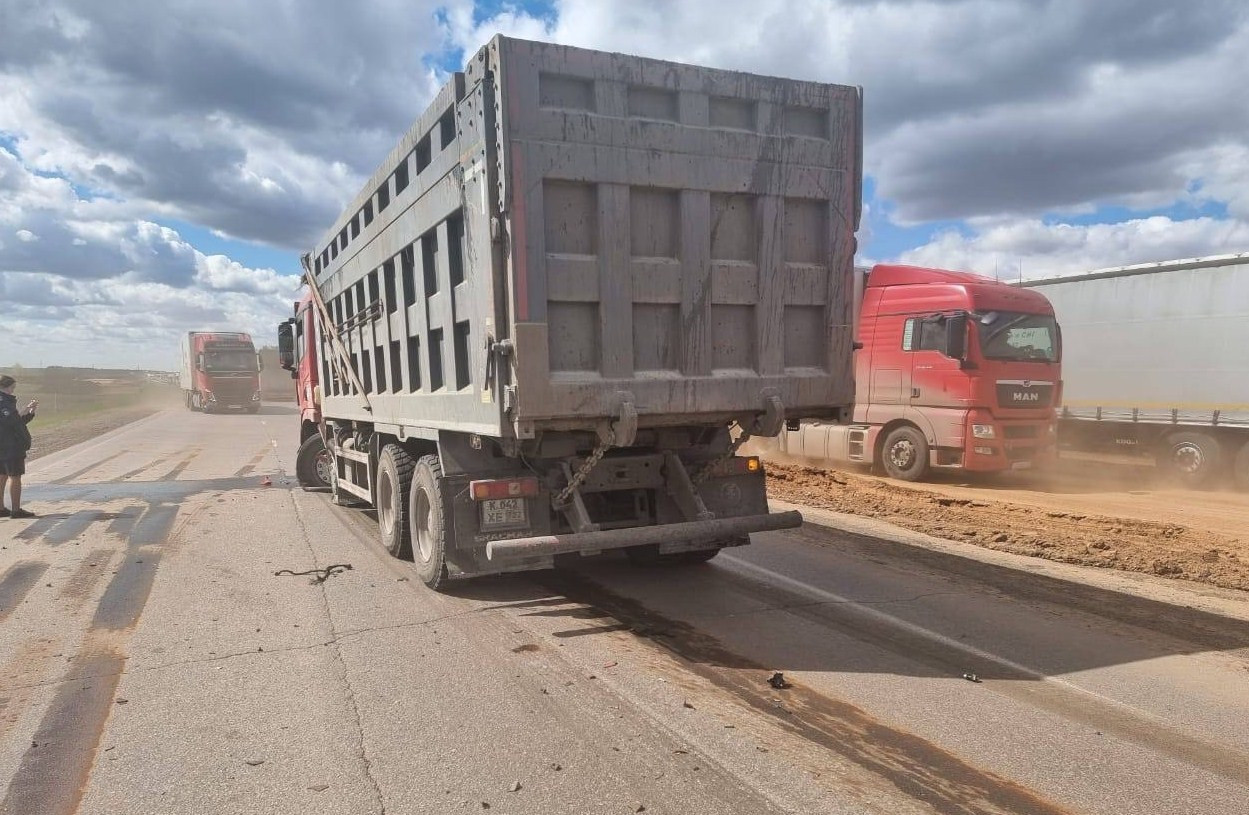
[277, 321, 295, 371]
[196, 353, 205, 371]
[944, 313, 967, 361]
[256, 352, 264, 372]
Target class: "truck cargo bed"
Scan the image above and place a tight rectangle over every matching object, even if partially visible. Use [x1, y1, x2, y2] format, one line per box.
[307, 36, 861, 440]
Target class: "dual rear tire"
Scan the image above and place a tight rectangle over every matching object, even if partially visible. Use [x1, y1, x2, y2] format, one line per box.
[376, 446, 448, 590]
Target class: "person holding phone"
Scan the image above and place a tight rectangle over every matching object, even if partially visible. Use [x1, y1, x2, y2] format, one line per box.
[0, 374, 37, 519]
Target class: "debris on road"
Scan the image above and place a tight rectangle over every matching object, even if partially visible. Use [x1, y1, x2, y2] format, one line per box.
[244, 758, 265, 766]
[508, 780, 522, 793]
[307, 784, 330, 792]
[115, 698, 129, 705]
[273, 563, 353, 584]
[767, 671, 791, 689]
[963, 672, 982, 683]
[682, 701, 695, 709]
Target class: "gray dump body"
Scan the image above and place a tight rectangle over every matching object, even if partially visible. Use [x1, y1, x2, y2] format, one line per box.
[308, 36, 861, 439]
[1024, 254, 1249, 427]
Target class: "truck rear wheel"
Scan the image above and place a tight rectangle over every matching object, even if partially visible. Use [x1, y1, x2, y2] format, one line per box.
[295, 434, 332, 489]
[377, 445, 415, 559]
[410, 455, 449, 589]
[1162, 431, 1222, 487]
[881, 426, 929, 481]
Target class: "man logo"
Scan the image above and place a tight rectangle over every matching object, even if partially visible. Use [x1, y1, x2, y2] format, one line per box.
[1013, 392, 1040, 402]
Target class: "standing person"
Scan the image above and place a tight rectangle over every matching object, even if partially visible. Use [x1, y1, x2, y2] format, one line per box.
[0, 374, 37, 519]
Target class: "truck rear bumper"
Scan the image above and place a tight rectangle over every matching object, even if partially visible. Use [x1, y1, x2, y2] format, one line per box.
[485, 510, 803, 561]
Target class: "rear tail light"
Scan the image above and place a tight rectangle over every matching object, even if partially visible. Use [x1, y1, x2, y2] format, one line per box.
[707, 456, 762, 477]
[469, 477, 540, 501]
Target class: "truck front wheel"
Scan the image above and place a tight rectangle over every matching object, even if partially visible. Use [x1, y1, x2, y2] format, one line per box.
[410, 455, 449, 590]
[1162, 431, 1222, 487]
[881, 426, 929, 482]
[295, 435, 332, 489]
[377, 445, 415, 559]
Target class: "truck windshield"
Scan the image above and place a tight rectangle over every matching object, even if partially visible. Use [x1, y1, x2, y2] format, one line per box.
[974, 311, 1059, 362]
[205, 350, 258, 372]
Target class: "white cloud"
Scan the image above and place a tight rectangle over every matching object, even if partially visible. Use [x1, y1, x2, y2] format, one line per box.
[898, 216, 1249, 279]
[15, 229, 37, 242]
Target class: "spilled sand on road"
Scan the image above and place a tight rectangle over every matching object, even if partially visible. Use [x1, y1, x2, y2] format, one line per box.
[767, 464, 1249, 592]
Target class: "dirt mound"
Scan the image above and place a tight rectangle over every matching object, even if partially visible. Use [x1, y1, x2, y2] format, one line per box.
[766, 464, 1249, 592]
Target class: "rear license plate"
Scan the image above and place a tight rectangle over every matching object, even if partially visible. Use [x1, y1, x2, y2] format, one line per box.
[1011, 461, 1033, 470]
[481, 498, 528, 531]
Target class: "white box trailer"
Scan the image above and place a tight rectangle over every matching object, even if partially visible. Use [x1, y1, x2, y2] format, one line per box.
[1022, 253, 1249, 487]
[300, 36, 863, 587]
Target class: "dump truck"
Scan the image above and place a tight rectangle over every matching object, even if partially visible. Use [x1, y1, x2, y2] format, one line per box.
[753, 264, 1060, 480]
[299, 35, 862, 587]
[178, 331, 262, 413]
[1023, 253, 1249, 488]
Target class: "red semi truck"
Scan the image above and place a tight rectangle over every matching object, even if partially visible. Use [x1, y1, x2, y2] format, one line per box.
[277, 293, 332, 488]
[178, 331, 262, 414]
[758, 264, 1061, 480]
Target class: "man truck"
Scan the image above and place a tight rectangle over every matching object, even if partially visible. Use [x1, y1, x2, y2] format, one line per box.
[179, 331, 262, 413]
[755, 264, 1061, 481]
[296, 35, 863, 588]
[1023, 253, 1249, 489]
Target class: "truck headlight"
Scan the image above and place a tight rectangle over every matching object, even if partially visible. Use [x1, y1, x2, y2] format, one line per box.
[972, 424, 996, 439]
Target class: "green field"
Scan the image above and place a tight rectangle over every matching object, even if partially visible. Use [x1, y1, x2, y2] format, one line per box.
[0, 367, 180, 429]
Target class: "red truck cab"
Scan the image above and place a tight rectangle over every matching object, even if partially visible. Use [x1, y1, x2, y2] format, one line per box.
[277, 292, 331, 487]
[760, 264, 1061, 481]
[179, 331, 262, 413]
[853, 264, 1060, 479]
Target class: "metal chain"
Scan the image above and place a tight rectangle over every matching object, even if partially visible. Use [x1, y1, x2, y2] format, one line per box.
[692, 429, 753, 485]
[554, 432, 614, 507]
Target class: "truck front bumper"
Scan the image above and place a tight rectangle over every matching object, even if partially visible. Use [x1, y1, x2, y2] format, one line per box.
[485, 510, 803, 561]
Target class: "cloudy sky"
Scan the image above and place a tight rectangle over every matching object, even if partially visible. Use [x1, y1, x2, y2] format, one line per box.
[2, 0, 1247, 369]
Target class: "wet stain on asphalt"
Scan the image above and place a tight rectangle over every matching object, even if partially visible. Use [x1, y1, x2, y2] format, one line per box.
[91, 552, 164, 632]
[56, 548, 118, 607]
[49, 451, 128, 485]
[0, 562, 50, 623]
[0, 647, 126, 815]
[42, 511, 113, 547]
[541, 570, 1073, 815]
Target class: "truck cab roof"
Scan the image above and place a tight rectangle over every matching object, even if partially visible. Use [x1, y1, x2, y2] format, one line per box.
[867, 264, 1054, 314]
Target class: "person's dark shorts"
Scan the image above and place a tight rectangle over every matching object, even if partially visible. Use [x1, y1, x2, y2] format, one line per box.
[1, 457, 26, 476]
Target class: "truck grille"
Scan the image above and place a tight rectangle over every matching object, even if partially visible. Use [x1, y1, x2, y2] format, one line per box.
[996, 381, 1054, 410]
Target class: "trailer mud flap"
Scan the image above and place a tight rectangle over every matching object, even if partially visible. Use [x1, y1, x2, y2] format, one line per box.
[485, 510, 803, 561]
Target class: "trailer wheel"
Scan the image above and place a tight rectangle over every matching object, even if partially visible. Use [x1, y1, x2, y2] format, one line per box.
[377, 445, 415, 559]
[1233, 443, 1249, 492]
[881, 426, 929, 482]
[295, 434, 332, 489]
[410, 455, 449, 589]
[1162, 431, 1223, 487]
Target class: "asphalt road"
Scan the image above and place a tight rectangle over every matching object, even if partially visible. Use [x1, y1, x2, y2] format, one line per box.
[2, 405, 1248, 815]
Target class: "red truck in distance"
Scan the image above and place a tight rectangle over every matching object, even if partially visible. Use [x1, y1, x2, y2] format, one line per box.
[277, 293, 332, 488]
[179, 331, 262, 414]
[764, 264, 1061, 481]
